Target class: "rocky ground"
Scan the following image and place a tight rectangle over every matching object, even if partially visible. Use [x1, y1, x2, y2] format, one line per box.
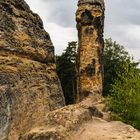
[72, 117, 140, 140]
[20, 95, 140, 140]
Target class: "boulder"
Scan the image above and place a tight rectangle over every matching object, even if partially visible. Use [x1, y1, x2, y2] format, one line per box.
[19, 96, 140, 140]
[0, 0, 65, 139]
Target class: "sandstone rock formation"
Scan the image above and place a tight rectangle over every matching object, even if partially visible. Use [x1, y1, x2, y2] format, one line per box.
[0, 0, 65, 139]
[20, 95, 103, 140]
[19, 96, 140, 140]
[76, 0, 105, 101]
[1, 0, 140, 140]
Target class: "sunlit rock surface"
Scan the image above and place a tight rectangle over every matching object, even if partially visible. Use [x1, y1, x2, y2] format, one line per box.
[20, 96, 140, 140]
[0, 0, 65, 139]
[76, 0, 105, 101]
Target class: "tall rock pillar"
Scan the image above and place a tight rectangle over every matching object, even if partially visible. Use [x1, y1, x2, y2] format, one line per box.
[76, 0, 105, 101]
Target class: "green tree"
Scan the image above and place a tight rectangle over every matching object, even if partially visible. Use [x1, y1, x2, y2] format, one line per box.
[103, 38, 132, 96]
[56, 38, 140, 129]
[56, 41, 77, 105]
[108, 61, 140, 129]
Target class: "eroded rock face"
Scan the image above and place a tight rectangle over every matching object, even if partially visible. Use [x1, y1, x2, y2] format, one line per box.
[0, 0, 65, 139]
[18, 95, 104, 140]
[76, 0, 105, 101]
[18, 96, 140, 140]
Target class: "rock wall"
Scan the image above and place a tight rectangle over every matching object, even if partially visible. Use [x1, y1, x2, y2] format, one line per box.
[0, 0, 65, 139]
[76, 0, 105, 101]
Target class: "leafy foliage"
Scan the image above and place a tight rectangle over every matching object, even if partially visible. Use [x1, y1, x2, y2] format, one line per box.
[56, 41, 77, 105]
[103, 39, 140, 130]
[103, 38, 132, 96]
[56, 39, 140, 130]
[108, 61, 140, 129]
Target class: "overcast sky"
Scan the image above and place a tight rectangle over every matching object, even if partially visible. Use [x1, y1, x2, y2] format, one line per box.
[25, 0, 140, 62]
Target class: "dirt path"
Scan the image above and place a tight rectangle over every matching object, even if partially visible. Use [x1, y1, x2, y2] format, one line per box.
[72, 117, 140, 140]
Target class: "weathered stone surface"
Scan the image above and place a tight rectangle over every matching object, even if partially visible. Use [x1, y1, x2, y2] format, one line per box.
[78, 0, 105, 8]
[0, 0, 65, 139]
[72, 117, 140, 140]
[18, 95, 104, 140]
[0, 0, 54, 63]
[76, 0, 105, 101]
[19, 96, 140, 140]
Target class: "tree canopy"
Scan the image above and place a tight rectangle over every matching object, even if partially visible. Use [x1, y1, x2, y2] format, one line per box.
[108, 60, 140, 129]
[56, 39, 140, 130]
[56, 41, 77, 105]
[103, 38, 133, 96]
[102, 38, 140, 130]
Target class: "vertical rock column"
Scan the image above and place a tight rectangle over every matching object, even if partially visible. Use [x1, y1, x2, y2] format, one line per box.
[76, 0, 105, 101]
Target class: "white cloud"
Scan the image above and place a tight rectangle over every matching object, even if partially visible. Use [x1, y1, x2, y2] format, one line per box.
[45, 22, 77, 54]
[105, 25, 140, 62]
[105, 0, 140, 62]
[25, 0, 140, 63]
[25, 0, 78, 55]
